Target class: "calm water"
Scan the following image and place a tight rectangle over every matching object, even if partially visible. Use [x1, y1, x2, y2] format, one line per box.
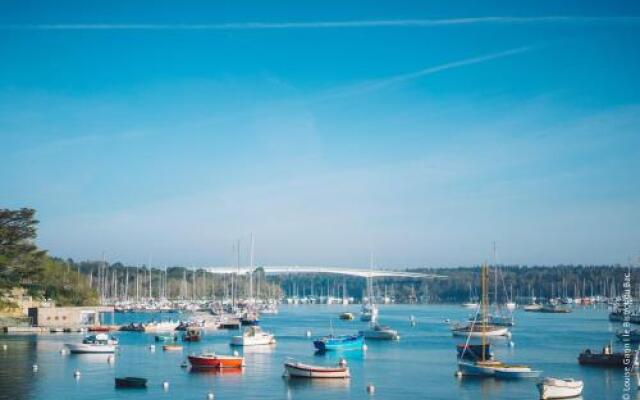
[0, 305, 632, 400]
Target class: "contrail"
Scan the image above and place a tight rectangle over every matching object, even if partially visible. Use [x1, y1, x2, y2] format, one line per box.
[320, 46, 533, 99]
[1, 16, 639, 30]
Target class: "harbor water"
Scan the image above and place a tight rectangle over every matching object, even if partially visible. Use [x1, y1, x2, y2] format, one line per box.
[0, 305, 629, 399]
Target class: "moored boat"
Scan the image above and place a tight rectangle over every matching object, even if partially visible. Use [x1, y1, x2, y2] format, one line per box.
[188, 353, 244, 368]
[162, 344, 183, 351]
[182, 327, 201, 342]
[115, 377, 147, 388]
[339, 312, 354, 320]
[578, 343, 638, 367]
[359, 323, 399, 340]
[524, 303, 544, 312]
[284, 359, 350, 379]
[230, 326, 276, 346]
[537, 377, 584, 399]
[617, 329, 640, 343]
[313, 334, 364, 352]
[539, 304, 572, 314]
[66, 333, 117, 354]
[456, 343, 493, 361]
[451, 323, 510, 338]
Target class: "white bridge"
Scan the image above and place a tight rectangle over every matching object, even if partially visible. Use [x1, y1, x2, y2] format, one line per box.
[205, 265, 445, 279]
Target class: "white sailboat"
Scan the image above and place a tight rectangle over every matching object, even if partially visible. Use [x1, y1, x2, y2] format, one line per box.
[360, 254, 379, 323]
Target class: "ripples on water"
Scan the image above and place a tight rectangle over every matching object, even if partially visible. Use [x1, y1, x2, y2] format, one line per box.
[0, 305, 630, 399]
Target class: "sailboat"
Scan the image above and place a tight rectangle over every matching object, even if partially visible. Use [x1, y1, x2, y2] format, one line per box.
[461, 283, 479, 309]
[360, 255, 379, 322]
[457, 262, 540, 378]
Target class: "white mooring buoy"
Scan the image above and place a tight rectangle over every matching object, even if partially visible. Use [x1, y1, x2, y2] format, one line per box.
[366, 383, 376, 394]
[163, 381, 170, 390]
[305, 330, 311, 337]
[207, 392, 215, 399]
[74, 370, 81, 378]
[32, 364, 38, 372]
[455, 370, 462, 378]
[362, 343, 368, 351]
[149, 344, 156, 351]
[2, 344, 7, 351]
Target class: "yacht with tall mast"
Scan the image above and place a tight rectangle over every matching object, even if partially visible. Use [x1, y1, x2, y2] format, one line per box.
[457, 262, 540, 378]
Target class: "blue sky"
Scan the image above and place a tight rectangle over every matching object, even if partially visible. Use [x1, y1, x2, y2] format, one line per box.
[1, 1, 639, 268]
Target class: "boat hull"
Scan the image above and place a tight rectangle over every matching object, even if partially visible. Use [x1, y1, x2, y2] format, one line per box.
[230, 335, 275, 346]
[493, 367, 541, 379]
[66, 343, 116, 354]
[284, 362, 350, 379]
[537, 378, 584, 399]
[452, 326, 509, 337]
[313, 335, 364, 351]
[188, 355, 244, 368]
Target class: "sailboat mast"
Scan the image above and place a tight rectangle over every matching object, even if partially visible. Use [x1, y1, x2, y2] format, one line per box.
[481, 262, 488, 361]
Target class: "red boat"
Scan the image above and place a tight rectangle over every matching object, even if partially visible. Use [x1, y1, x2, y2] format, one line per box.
[188, 353, 244, 368]
[88, 326, 111, 332]
[182, 327, 201, 342]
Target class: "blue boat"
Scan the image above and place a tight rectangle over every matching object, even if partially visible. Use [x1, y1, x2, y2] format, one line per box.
[313, 334, 364, 351]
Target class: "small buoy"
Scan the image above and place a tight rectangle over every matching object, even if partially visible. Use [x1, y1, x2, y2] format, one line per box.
[207, 392, 215, 399]
[455, 370, 462, 378]
[395, 335, 401, 341]
[149, 344, 156, 351]
[60, 348, 67, 355]
[233, 350, 239, 357]
[163, 381, 170, 390]
[366, 383, 375, 394]
[362, 343, 368, 351]
[305, 330, 311, 337]
[32, 364, 38, 372]
[509, 341, 515, 347]
[443, 319, 450, 324]
[339, 358, 348, 367]
[74, 370, 81, 378]
[2, 344, 7, 350]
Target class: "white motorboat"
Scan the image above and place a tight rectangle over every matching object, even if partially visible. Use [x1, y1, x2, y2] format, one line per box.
[66, 334, 117, 354]
[537, 377, 584, 399]
[359, 323, 399, 340]
[230, 326, 276, 346]
[284, 360, 350, 379]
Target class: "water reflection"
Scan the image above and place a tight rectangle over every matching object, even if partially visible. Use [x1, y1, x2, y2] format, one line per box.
[189, 367, 245, 376]
[284, 376, 351, 390]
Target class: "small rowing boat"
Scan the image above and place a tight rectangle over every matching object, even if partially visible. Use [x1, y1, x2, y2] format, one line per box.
[115, 377, 147, 388]
[537, 377, 584, 399]
[162, 344, 183, 351]
[284, 359, 350, 379]
[188, 353, 244, 368]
